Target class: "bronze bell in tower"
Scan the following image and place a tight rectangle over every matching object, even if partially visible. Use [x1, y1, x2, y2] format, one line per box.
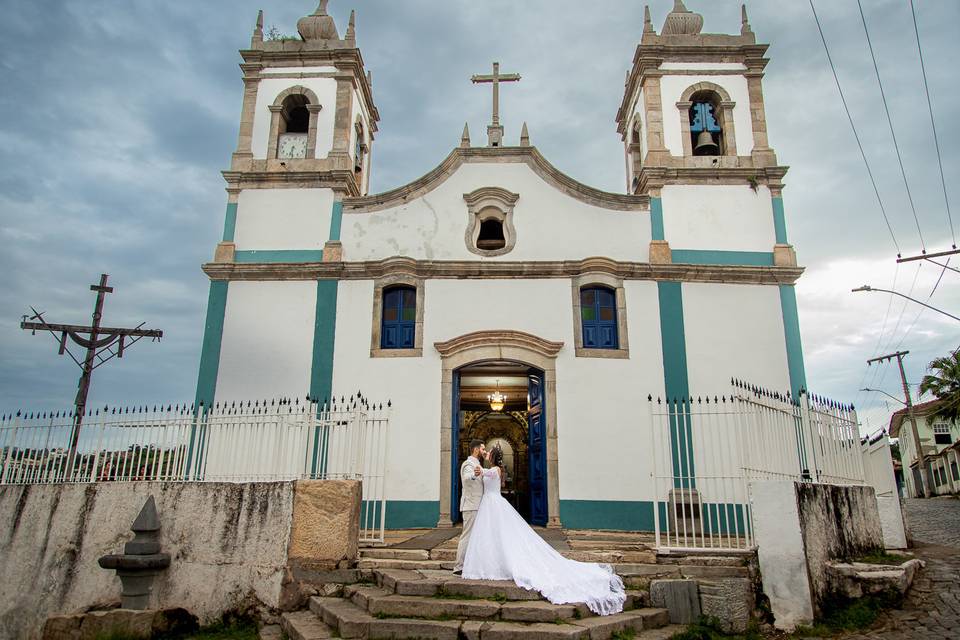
[694, 130, 720, 155]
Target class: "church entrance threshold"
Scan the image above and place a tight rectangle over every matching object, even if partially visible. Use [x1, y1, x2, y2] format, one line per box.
[451, 361, 548, 526]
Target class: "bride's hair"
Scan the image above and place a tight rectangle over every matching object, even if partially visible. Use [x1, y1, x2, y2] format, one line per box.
[490, 444, 504, 468]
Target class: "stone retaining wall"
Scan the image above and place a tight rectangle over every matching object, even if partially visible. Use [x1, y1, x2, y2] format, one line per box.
[0, 480, 360, 640]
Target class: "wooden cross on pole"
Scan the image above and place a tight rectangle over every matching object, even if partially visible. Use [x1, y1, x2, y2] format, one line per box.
[471, 61, 521, 146]
[20, 274, 163, 473]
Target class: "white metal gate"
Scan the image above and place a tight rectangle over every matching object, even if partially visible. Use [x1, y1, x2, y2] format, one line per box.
[0, 396, 391, 544]
[649, 381, 865, 550]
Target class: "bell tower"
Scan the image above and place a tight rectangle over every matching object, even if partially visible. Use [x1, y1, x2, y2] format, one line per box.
[195, 1, 380, 409]
[615, 1, 796, 270]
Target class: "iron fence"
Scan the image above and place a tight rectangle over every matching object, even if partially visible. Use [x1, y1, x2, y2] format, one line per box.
[0, 394, 390, 543]
[649, 379, 865, 551]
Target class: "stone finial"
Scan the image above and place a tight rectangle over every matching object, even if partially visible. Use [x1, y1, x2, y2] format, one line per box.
[460, 122, 471, 148]
[740, 4, 753, 35]
[662, 0, 704, 36]
[366, 69, 373, 88]
[251, 9, 264, 45]
[520, 122, 530, 147]
[643, 5, 654, 33]
[298, 0, 340, 41]
[131, 495, 161, 533]
[98, 495, 171, 610]
[346, 9, 356, 42]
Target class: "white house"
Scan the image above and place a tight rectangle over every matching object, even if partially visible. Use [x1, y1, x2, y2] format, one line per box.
[194, 1, 808, 530]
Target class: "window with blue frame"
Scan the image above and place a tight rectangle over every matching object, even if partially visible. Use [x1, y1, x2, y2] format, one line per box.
[689, 96, 722, 156]
[380, 286, 416, 349]
[580, 287, 618, 349]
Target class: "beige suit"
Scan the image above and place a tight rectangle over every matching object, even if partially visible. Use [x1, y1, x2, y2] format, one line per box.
[454, 455, 484, 571]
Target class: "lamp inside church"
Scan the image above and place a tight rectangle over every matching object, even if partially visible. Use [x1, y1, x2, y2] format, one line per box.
[488, 380, 507, 412]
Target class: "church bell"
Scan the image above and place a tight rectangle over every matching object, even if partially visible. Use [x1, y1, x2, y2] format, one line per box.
[694, 130, 720, 155]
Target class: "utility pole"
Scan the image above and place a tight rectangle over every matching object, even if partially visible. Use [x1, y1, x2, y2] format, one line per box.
[20, 274, 163, 476]
[867, 350, 930, 497]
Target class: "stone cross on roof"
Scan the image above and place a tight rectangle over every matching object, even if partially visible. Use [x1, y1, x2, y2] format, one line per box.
[471, 62, 521, 147]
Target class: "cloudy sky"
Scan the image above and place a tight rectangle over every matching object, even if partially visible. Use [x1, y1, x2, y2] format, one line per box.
[0, 0, 957, 435]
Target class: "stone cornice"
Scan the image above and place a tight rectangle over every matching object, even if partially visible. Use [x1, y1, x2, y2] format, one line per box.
[342, 147, 649, 213]
[201, 256, 804, 286]
[636, 165, 789, 194]
[222, 167, 360, 196]
[616, 42, 769, 135]
[435, 330, 564, 360]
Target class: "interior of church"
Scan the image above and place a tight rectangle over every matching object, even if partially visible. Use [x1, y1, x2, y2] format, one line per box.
[456, 361, 536, 522]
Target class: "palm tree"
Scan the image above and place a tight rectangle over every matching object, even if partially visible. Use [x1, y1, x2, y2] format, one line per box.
[919, 350, 960, 424]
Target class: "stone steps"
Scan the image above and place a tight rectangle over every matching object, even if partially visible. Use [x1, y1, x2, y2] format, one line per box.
[359, 548, 657, 564]
[280, 610, 335, 640]
[310, 594, 673, 640]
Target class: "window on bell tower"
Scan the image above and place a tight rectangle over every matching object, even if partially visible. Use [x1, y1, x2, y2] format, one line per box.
[277, 94, 311, 159]
[689, 92, 723, 156]
[354, 120, 366, 189]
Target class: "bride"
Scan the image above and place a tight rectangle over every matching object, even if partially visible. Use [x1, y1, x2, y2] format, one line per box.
[461, 447, 626, 616]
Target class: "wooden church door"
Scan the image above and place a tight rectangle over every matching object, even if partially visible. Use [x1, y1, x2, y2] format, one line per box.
[527, 370, 548, 526]
[451, 370, 462, 524]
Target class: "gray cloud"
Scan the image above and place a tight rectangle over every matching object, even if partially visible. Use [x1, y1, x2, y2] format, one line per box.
[0, 1, 957, 434]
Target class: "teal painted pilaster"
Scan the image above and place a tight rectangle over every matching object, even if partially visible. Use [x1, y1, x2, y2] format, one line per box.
[772, 196, 788, 244]
[650, 197, 665, 241]
[194, 281, 229, 409]
[309, 279, 339, 476]
[222, 203, 238, 242]
[329, 200, 344, 242]
[779, 284, 807, 399]
[657, 281, 695, 485]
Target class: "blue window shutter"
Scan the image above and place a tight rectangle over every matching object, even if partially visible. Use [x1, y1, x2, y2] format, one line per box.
[381, 286, 416, 349]
[580, 287, 619, 350]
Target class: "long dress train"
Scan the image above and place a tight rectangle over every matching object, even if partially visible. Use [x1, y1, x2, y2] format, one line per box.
[462, 468, 626, 616]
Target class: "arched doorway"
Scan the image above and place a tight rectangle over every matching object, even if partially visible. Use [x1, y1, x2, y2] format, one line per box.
[435, 330, 563, 528]
[455, 363, 538, 522]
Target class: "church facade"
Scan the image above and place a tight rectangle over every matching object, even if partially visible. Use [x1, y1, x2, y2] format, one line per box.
[194, 1, 807, 530]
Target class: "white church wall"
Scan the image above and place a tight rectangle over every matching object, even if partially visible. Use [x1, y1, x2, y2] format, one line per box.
[341, 162, 651, 262]
[233, 188, 334, 251]
[660, 184, 776, 252]
[659, 73, 754, 158]
[682, 283, 790, 395]
[330, 279, 442, 505]
[328, 277, 672, 528]
[251, 77, 338, 159]
[215, 281, 317, 402]
[557, 280, 665, 506]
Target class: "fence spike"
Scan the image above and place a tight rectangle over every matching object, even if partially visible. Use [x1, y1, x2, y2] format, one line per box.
[387, 400, 392, 408]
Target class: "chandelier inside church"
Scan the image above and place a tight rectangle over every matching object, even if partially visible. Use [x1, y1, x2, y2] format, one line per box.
[488, 380, 507, 412]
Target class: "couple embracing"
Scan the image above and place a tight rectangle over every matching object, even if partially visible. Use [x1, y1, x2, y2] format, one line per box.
[452, 440, 626, 616]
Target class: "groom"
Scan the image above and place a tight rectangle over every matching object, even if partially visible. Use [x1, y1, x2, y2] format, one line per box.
[453, 439, 485, 575]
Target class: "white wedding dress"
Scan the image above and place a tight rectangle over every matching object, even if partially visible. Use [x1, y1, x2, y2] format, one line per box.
[462, 468, 626, 616]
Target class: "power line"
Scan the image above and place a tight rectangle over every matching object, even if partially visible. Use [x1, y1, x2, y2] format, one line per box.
[857, 0, 925, 252]
[808, 0, 901, 256]
[910, 0, 956, 250]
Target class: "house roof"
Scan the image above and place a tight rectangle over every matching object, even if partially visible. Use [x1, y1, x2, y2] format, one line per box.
[888, 398, 942, 439]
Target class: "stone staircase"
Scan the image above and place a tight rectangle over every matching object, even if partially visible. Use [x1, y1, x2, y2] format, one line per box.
[279, 531, 755, 639]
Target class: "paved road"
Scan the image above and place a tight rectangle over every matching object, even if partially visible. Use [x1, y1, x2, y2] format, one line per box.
[844, 498, 960, 640]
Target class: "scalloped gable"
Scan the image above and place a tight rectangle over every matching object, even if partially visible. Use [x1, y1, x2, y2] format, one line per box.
[342, 146, 649, 214]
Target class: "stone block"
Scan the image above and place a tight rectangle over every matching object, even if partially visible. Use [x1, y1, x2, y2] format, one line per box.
[649, 579, 700, 624]
[367, 617, 461, 640]
[698, 578, 754, 633]
[42, 608, 198, 640]
[648, 240, 672, 264]
[280, 611, 334, 640]
[214, 242, 236, 263]
[500, 600, 577, 622]
[289, 480, 361, 566]
[481, 621, 589, 639]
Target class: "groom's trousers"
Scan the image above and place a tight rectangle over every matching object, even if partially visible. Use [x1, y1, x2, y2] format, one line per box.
[454, 510, 477, 571]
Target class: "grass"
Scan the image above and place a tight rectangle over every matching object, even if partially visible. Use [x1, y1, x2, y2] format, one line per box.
[853, 550, 908, 565]
[612, 629, 636, 640]
[95, 619, 259, 640]
[668, 617, 762, 640]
